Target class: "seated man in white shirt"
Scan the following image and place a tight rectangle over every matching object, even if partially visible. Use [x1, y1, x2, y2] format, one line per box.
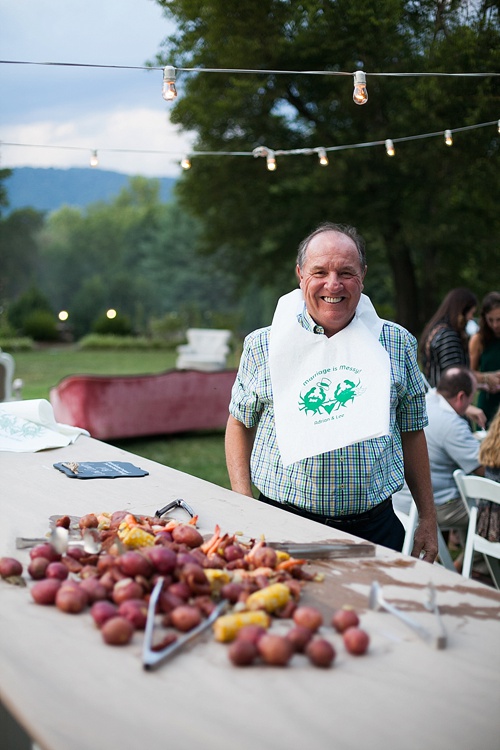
[393, 366, 484, 541]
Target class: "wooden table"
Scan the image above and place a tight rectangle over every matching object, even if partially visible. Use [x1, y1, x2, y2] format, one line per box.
[1, 437, 499, 750]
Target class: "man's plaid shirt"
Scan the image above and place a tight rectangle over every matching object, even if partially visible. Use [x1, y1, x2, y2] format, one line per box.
[229, 307, 428, 516]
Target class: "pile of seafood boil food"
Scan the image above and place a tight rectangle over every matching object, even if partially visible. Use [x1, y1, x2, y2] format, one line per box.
[0, 509, 370, 668]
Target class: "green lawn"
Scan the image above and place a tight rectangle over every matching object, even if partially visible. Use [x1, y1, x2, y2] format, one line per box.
[12, 346, 234, 489]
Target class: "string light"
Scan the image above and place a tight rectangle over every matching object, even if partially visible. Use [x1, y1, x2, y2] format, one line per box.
[444, 129, 453, 146]
[90, 149, 98, 167]
[180, 157, 191, 170]
[3, 119, 497, 171]
[266, 149, 277, 171]
[317, 147, 329, 166]
[162, 65, 177, 101]
[385, 139, 395, 156]
[353, 70, 368, 105]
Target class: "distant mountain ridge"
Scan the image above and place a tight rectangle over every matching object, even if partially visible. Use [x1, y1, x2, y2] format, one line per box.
[4, 167, 176, 214]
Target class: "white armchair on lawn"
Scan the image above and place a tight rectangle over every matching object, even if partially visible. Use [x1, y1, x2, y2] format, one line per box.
[176, 328, 232, 372]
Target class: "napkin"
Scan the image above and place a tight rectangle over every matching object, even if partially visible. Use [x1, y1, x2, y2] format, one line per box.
[0, 398, 89, 452]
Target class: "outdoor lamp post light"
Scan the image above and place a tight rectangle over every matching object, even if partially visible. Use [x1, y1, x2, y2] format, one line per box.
[106, 309, 117, 319]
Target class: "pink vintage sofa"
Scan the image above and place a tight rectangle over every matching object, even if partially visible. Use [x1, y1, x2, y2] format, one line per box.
[50, 369, 238, 440]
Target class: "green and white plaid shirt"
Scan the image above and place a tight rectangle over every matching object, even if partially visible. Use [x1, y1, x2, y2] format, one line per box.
[229, 306, 428, 516]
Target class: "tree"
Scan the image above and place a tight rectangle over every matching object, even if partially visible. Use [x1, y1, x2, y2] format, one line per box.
[153, 0, 500, 334]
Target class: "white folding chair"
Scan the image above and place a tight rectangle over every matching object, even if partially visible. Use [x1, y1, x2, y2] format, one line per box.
[453, 469, 500, 589]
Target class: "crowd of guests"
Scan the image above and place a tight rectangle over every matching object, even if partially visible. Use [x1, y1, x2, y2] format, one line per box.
[413, 288, 500, 571]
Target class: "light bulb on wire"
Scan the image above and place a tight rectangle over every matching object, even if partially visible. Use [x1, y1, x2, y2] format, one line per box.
[317, 148, 329, 166]
[444, 129, 453, 146]
[385, 139, 395, 157]
[266, 150, 277, 171]
[162, 65, 177, 101]
[181, 157, 191, 170]
[90, 150, 99, 167]
[352, 70, 368, 105]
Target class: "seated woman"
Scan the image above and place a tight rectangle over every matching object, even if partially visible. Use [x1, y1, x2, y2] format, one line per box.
[469, 291, 500, 428]
[476, 409, 500, 543]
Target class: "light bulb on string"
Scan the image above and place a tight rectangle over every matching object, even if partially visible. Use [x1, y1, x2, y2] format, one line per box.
[352, 70, 368, 105]
[497, 119, 500, 133]
[181, 157, 191, 170]
[385, 139, 395, 157]
[266, 150, 277, 171]
[444, 129, 453, 146]
[162, 65, 177, 101]
[317, 148, 329, 166]
[90, 150, 99, 167]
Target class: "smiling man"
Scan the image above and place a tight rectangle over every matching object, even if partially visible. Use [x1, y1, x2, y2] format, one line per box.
[225, 222, 438, 559]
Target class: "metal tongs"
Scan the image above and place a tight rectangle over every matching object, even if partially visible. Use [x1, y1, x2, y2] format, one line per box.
[369, 581, 447, 649]
[155, 498, 196, 519]
[142, 577, 228, 670]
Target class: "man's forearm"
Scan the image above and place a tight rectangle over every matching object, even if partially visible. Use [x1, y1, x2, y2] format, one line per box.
[225, 415, 257, 497]
[401, 429, 438, 562]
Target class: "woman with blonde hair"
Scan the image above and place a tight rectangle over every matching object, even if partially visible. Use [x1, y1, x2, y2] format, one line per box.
[476, 410, 500, 542]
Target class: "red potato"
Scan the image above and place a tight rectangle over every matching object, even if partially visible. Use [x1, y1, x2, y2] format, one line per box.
[79, 576, 108, 603]
[158, 589, 185, 614]
[235, 624, 267, 646]
[170, 604, 202, 632]
[153, 530, 174, 546]
[257, 633, 294, 666]
[78, 513, 99, 529]
[29, 543, 61, 563]
[332, 607, 360, 633]
[223, 544, 245, 563]
[55, 583, 88, 613]
[228, 639, 258, 666]
[286, 625, 314, 653]
[171, 524, 204, 548]
[55, 515, 71, 529]
[221, 582, 245, 604]
[305, 638, 336, 668]
[112, 578, 144, 605]
[90, 600, 119, 628]
[118, 551, 154, 578]
[45, 561, 69, 581]
[145, 546, 177, 574]
[250, 545, 278, 569]
[30, 578, 62, 605]
[293, 606, 323, 632]
[28, 557, 50, 580]
[0, 557, 23, 578]
[343, 627, 370, 655]
[168, 581, 191, 601]
[101, 616, 134, 645]
[118, 599, 149, 630]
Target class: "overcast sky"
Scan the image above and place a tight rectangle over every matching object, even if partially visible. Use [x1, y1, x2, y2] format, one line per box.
[0, 0, 195, 176]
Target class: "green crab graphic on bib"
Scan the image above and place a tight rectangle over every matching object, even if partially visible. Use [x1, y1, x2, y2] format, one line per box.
[299, 374, 366, 416]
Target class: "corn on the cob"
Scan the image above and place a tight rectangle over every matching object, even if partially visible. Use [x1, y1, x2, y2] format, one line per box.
[213, 610, 270, 642]
[275, 549, 291, 563]
[203, 569, 232, 592]
[245, 582, 291, 613]
[117, 524, 155, 549]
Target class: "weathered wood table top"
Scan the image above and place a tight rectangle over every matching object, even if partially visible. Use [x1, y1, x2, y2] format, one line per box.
[1, 437, 499, 750]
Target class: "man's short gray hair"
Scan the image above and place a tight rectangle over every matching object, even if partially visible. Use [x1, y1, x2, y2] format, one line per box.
[296, 222, 367, 270]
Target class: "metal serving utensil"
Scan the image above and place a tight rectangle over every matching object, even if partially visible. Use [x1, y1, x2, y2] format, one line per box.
[155, 498, 196, 519]
[16, 527, 101, 554]
[142, 577, 228, 670]
[369, 580, 446, 649]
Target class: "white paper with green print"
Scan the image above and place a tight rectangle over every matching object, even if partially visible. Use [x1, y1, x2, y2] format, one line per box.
[269, 291, 391, 466]
[0, 399, 89, 452]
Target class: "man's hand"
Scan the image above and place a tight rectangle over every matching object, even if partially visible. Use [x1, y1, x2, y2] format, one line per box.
[411, 517, 438, 563]
[465, 404, 487, 430]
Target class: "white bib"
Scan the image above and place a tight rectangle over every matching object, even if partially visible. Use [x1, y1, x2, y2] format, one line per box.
[269, 290, 391, 466]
